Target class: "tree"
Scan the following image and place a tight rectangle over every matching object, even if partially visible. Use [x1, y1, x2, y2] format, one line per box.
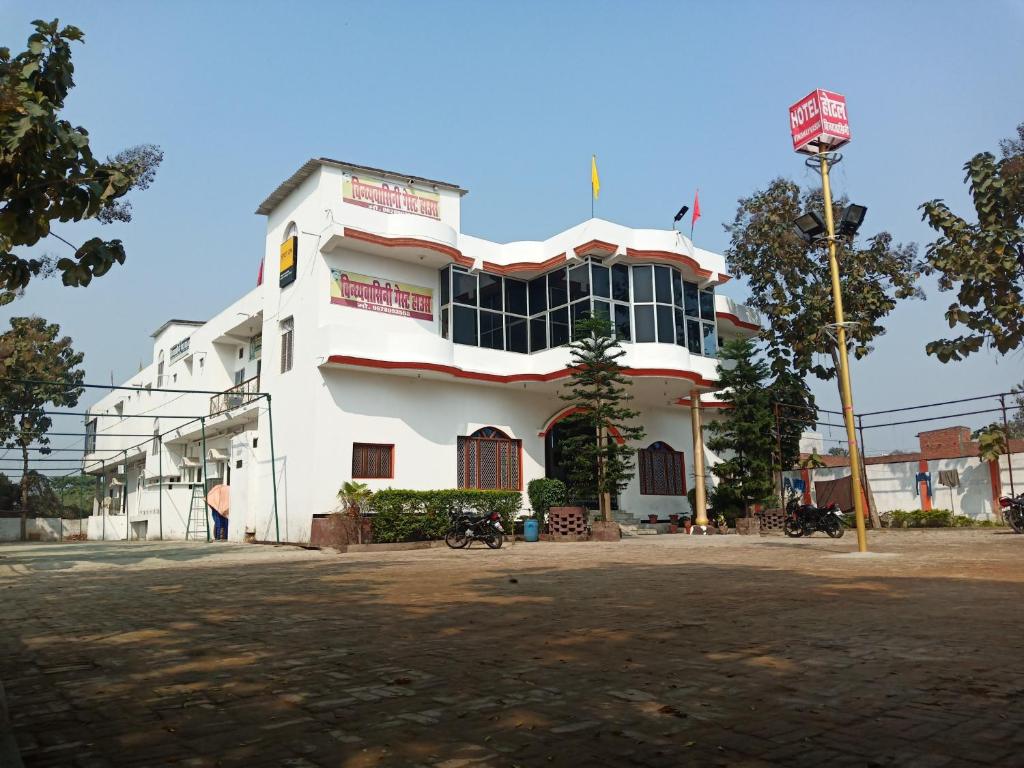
[558, 314, 645, 522]
[0, 316, 84, 539]
[724, 179, 923, 393]
[827, 446, 850, 457]
[705, 338, 777, 515]
[975, 424, 1008, 465]
[920, 122, 1023, 361]
[1, 19, 163, 292]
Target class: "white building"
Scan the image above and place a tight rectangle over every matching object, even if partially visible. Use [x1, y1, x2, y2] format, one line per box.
[82, 158, 759, 543]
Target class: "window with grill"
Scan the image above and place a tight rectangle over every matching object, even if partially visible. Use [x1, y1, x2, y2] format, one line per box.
[457, 427, 521, 490]
[280, 317, 294, 373]
[352, 443, 393, 479]
[638, 441, 686, 496]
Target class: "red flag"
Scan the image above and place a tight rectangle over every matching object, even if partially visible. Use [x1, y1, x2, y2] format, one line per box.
[691, 189, 701, 228]
[256, 257, 264, 286]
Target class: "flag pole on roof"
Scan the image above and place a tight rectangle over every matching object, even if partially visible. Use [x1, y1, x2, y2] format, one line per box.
[690, 188, 701, 241]
[591, 154, 600, 218]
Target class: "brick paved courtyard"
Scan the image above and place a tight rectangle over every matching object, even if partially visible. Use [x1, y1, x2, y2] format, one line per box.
[2, 531, 1023, 767]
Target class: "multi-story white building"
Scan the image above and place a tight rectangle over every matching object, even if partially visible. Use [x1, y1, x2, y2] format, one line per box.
[82, 158, 759, 543]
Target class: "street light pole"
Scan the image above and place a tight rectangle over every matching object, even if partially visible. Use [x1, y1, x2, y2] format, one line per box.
[818, 147, 869, 553]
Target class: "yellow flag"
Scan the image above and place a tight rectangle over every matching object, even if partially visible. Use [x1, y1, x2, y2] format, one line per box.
[591, 155, 600, 200]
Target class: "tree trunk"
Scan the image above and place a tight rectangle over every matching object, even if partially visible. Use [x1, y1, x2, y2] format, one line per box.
[19, 441, 29, 541]
[597, 423, 611, 522]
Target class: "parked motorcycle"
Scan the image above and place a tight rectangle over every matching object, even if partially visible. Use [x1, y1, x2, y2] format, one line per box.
[445, 510, 505, 549]
[784, 494, 845, 538]
[999, 494, 1024, 534]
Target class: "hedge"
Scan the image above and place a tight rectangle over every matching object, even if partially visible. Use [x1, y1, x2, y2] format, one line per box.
[368, 489, 523, 543]
[878, 509, 997, 528]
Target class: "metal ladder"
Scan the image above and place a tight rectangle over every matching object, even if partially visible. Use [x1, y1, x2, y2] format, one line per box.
[185, 484, 209, 541]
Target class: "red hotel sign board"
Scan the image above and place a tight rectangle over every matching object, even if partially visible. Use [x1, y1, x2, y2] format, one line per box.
[789, 89, 851, 154]
[330, 268, 433, 321]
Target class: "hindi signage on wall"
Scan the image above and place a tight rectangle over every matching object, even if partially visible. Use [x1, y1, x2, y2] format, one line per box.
[342, 174, 441, 220]
[330, 269, 433, 321]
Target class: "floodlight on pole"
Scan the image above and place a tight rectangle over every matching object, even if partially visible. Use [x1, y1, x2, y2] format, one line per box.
[793, 211, 827, 242]
[838, 204, 868, 238]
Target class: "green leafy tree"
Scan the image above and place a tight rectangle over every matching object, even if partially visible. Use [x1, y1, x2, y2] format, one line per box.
[705, 339, 776, 514]
[1, 19, 162, 292]
[48, 473, 96, 516]
[724, 179, 923, 392]
[920, 122, 1023, 361]
[975, 425, 1008, 465]
[558, 314, 645, 522]
[0, 316, 84, 538]
[827, 446, 850, 457]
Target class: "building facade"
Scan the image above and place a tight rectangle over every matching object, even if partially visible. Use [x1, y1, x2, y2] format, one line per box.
[82, 158, 759, 543]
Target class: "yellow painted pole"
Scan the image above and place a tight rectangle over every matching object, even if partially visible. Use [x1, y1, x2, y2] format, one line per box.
[690, 391, 708, 528]
[818, 148, 868, 553]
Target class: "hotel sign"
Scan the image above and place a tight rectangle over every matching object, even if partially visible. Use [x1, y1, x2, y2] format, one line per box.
[343, 173, 441, 220]
[169, 337, 191, 363]
[279, 236, 297, 288]
[789, 89, 851, 154]
[330, 268, 433, 321]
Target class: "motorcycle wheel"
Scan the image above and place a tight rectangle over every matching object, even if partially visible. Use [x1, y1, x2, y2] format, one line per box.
[1008, 510, 1024, 534]
[783, 519, 803, 538]
[485, 531, 504, 549]
[445, 524, 470, 549]
[824, 517, 845, 539]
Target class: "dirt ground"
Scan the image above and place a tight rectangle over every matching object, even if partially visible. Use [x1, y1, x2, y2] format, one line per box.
[1, 530, 1023, 767]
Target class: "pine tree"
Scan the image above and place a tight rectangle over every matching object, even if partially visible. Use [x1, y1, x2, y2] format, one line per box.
[558, 315, 645, 522]
[705, 338, 776, 514]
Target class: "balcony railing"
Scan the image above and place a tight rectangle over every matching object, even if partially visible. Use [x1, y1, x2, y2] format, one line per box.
[210, 376, 261, 415]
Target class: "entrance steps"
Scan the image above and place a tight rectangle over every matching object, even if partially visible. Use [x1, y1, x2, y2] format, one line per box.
[612, 511, 668, 536]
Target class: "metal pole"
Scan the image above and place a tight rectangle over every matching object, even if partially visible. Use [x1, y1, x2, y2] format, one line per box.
[158, 436, 164, 541]
[774, 402, 784, 503]
[690, 391, 708, 529]
[101, 461, 106, 541]
[1001, 395, 1016, 497]
[201, 417, 210, 542]
[123, 450, 129, 542]
[59, 483, 65, 542]
[857, 414, 872, 524]
[819, 147, 868, 553]
[266, 394, 281, 543]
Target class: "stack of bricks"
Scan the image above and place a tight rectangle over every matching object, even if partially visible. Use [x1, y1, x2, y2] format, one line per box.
[757, 508, 787, 531]
[545, 507, 589, 541]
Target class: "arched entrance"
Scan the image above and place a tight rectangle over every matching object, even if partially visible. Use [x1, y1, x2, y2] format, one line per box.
[541, 409, 621, 511]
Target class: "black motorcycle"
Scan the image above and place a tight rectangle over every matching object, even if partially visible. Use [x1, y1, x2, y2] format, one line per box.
[445, 510, 504, 549]
[784, 495, 845, 538]
[999, 494, 1024, 534]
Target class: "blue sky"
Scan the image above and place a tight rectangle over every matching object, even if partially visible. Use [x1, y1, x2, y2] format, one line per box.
[2, 0, 1022, 460]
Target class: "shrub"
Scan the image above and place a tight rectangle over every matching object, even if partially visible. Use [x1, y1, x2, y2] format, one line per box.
[368, 489, 523, 543]
[526, 478, 567, 524]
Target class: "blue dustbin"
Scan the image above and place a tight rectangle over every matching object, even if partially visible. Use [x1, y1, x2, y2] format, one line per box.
[524, 519, 540, 542]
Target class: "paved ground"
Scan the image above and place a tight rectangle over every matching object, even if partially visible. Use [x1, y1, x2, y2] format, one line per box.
[1, 531, 1023, 767]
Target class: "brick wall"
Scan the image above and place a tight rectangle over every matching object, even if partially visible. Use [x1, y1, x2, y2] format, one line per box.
[917, 426, 972, 454]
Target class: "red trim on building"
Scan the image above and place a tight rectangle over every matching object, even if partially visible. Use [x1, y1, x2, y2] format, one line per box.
[481, 253, 568, 276]
[989, 459, 1002, 509]
[625, 247, 713, 279]
[325, 355, 717, 388]
[918, 459, 932, 511]
[716, 312, 760, 332]
[343, 227, 474, 268]
[538, 406, 625, 445]
[573, 239, 619, 257]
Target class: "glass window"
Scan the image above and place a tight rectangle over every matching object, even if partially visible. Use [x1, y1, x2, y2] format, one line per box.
[550, 307, 570, 347]
[441, 307, 449, 339]
[674, 308, 687, 348]
[702, 322, 717, 357]
[454, 270, 477, 306]
[700, 289, 715, 320]
[548, 268, 568, 307]
[684, 281, 700, 317]
[656, 305, 674, 343]
[505, 279, 527, 316]
[453, 305, 477, 345]
[672, 270, 683, 307]
[686, 318, 702, 355]
[569, 264, 590, 302]
[479, 310, 504, 349]
[458, 429, 521, 490]
[635, 305, 655, 343]
[654, 266, 672, 304]
[506, 316, 528, 353]
[479, 273, 503, 311]
[593, 300, 611, 324]
[614, 304, 631, 341]
[530, 316, 547, 352]
[612, 264, 630, 302]
[592, 264, 610, 298]
[280, 317, 294, 374]
[529, 276, 547, 315]
[633, 265, 653, 303]
[439, 266, 450, 306]
[571, 299, 590, 328]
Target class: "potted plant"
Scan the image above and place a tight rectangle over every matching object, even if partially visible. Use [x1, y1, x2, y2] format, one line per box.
[338, 480, 373, 544]
[647, 513, 658, 524]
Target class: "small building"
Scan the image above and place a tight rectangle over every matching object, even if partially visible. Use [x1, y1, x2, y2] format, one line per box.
[82, 158, 759, 542]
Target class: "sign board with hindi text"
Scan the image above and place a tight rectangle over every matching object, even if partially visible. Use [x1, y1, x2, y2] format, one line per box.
[330, 269, 433, 321]
[342, 174, 441, 220]
[169, 337, 191, 363]
[789, 89, 851, 154]
[280, 236, 297, 288]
